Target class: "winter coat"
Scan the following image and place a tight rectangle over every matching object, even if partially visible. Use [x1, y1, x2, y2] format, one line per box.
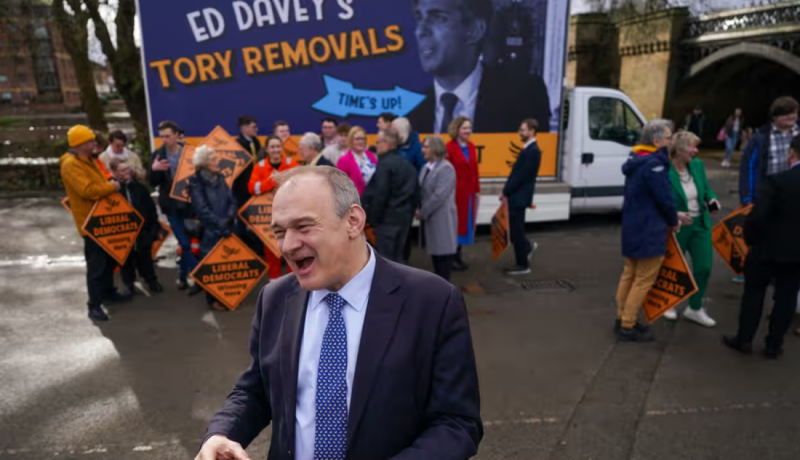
[148, 144, 192, 218]
[189, 170, 237, 254]
[337, 150, 378, 196]
[446, 140, 481, 237]
[419, 159, 458, 256]
[362, 150, 419, 228]
[620, 145, 678, 259]
[59, 151, 117, 236]
[120, 179, 160, 248]
[233, 134, 262, 207]
[248, 156, 298, 196]
[738, 122, 800, 205]
[398, 131, 426, 173]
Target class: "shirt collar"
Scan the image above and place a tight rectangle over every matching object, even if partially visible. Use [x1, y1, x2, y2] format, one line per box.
[310, 154, 323, 166]
[791, 161, 800, 170]
[434, 62, 483, 108]
[309, 245, 376, 313]
[523, 137, 537, 150]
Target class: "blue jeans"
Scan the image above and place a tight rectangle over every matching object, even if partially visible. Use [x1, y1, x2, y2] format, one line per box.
[724, 133, 739, 161]
[167, 214, 198, 280]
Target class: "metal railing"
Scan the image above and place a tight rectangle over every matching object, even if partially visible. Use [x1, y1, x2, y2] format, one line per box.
[686, 1, 800, 39]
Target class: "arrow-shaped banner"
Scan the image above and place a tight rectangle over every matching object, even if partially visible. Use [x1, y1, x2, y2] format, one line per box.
[312, 75, 426, 118]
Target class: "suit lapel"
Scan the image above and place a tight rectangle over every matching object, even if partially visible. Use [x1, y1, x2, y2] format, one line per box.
[347, 256, 404, 447]
[281, 285, 309, 449]
[668, 166, 687, 209]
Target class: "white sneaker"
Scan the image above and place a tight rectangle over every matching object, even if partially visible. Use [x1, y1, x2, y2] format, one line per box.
[663, 308, 678, 321]
[528, 242, 538, 260]
[683, 307, 716, 328]
[721, 160, 730, 168]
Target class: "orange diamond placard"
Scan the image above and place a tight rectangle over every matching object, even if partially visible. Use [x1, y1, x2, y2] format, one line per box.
[491, 203, 510, 261]
[642, 233, 699, 323]
[190, 234, 269, 311]
[170, 126, 254, 202]
[151, 221, 172, 260]
[712, 205, 752, 276]
[238, 191, 281, 258]
[82, 192, 144, 265]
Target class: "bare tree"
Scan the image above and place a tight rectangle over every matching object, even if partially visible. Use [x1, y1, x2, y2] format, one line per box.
[52, 0, 108, 131]
[83, 0, 149, 146]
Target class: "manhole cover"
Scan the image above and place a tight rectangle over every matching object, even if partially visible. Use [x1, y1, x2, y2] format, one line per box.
[518, 278, 576, 293]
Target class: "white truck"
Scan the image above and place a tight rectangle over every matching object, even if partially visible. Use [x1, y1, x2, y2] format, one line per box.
[476, 86, 647, 225]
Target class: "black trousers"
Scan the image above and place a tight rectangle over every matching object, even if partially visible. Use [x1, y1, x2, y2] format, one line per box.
[431, 254, 454, 282]
[121, 245, 157, 286]
[736, 253, 800, 348]
[83, 236, 117, 308]
[509, 206, 532, 268]
[375, 224, 410, 264]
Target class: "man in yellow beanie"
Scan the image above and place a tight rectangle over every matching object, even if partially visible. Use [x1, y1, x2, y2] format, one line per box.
[60, 124, 128, 321]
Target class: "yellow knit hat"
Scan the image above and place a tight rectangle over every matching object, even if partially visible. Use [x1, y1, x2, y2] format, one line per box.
[67, 125, 96, 147]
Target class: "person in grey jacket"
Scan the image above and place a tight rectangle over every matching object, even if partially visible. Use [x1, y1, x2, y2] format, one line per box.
[418, 136, 458, 281]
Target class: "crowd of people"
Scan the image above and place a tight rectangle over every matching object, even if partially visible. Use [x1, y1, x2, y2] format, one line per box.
[59, 112, 543, 320]
[617, 96, 800, 360]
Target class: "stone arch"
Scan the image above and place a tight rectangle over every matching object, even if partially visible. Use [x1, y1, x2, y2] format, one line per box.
[689, 42, 800, 78]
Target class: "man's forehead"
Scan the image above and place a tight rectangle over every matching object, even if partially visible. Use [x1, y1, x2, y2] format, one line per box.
[415, 0, 461, 12]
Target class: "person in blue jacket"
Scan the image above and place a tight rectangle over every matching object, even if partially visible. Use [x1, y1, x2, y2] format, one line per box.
[393, 117, 427, 173]
[189, 145, 238, 311]
[614, 119, 689, 342]
[739, 96, 799, 205]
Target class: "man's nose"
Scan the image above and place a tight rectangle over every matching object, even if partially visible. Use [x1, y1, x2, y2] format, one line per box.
[415, 18, 431, 38]
[281, 229, 303, 254]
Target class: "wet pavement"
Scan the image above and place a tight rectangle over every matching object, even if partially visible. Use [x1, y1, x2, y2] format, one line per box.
[1, 162, 799, 459]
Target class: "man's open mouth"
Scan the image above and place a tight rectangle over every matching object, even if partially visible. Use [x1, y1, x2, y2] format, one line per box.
[295, 256, 315, 274]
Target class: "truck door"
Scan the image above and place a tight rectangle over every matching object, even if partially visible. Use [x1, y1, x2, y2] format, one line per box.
[576, 95, 644, 208]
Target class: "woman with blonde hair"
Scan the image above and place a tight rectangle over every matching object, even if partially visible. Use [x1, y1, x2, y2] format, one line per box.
[336, 126, 378, 195]
[446, 116, 480, 271]
[189, 145, 237, 311]
[664, 131, 722, 326]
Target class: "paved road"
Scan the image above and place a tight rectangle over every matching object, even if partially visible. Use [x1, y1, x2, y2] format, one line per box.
[1, 164, 799, 459]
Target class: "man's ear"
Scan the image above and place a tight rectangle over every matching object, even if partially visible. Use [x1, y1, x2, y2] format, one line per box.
[465, 19, 487, 46]
[347, 205, 367, 238]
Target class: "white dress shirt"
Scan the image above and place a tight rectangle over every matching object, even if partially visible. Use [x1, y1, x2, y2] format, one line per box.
[434, 63, 483, 134]
[294, 246, 376, 460]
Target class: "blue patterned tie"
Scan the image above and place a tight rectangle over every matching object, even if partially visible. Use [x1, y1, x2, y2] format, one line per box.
[314, 293, 348, 460]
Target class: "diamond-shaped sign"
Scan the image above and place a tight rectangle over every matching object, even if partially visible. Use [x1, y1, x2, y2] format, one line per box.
[190, 234, 269, 311]
[82, 192, 144, 265]
[170, 126, 254, 202]
[642, 233, 699, 323]
[711, 205, 752, 276]
[238, 191, 281, 258]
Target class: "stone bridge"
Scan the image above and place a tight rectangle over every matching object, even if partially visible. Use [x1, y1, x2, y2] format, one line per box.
[568, 1, 800, 137]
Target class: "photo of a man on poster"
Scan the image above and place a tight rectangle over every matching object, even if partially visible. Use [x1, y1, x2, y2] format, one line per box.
[406, 0, 551, 134]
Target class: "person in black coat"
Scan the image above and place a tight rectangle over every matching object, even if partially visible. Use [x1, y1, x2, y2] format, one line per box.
[234, 116, 265, 256]
[189, 145, 238, 311]
[149, 120, 199, 293]
[110, 159, 164, 295]
[501, 119, 542, 275]
[363, 127, 419, 263]
[724, 135, 800, 359]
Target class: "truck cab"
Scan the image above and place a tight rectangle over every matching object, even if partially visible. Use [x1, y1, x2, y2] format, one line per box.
[564, 87, 646, 211]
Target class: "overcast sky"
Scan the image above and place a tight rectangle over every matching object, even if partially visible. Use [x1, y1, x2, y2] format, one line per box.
[570, 0, 759, 15]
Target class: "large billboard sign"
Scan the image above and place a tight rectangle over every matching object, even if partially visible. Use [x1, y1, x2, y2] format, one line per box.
[138, 0, 569, 178]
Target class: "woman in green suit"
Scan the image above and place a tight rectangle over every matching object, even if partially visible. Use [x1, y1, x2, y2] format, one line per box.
[664, 131, 722, 327]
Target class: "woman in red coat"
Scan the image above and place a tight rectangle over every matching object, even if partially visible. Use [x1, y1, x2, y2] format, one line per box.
[446, 116, 480, 271]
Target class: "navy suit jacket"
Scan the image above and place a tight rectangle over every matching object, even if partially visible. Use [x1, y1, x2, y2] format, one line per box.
[204, 253, 483, 459]
[503, 141, 541, 209]
[407, 65, 551, 134]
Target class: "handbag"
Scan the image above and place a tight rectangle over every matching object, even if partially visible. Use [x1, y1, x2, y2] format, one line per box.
[716, 127, 726, 142]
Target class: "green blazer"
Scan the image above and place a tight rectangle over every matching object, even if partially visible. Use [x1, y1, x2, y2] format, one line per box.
[669, 158, 718, 230]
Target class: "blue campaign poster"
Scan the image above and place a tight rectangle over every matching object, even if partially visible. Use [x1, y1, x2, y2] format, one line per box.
[138, 0, 569, 174]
